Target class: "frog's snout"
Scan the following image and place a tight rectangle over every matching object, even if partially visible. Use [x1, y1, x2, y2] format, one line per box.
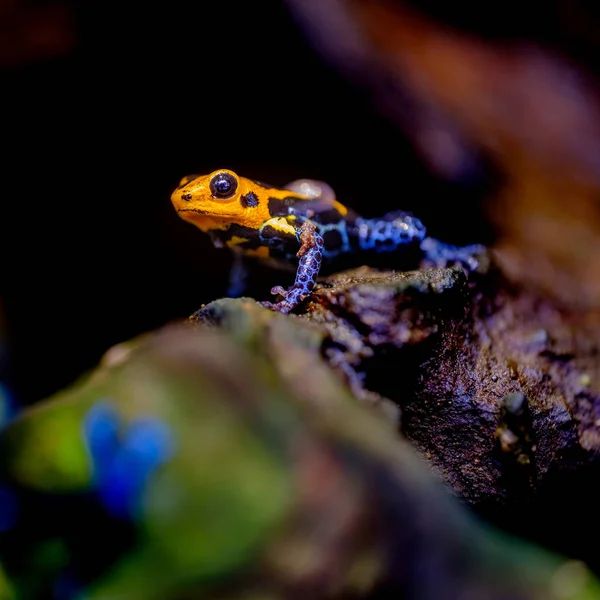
[170, 185, 192, 208]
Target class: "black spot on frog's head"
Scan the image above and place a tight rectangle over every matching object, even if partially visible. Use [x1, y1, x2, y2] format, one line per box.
[209, 172, 238, 199]
[240, 191, 259, 208]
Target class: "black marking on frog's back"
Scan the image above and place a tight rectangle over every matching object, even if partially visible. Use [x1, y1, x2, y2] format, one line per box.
[210, 223, 262, 250]
[240, 191, 259, 208]
[321, 229, 344, 251]
[259, 221, 299, 258]
[300, 198, 355, 224]
[310, 207, 348, 226]
[229, 223, 261, 240]
[259, 223, 298, 244]
[267, 196, 302, 217]
[315, 220, 351, 259]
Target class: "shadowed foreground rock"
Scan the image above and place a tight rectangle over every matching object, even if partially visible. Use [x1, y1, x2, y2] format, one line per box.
[0, 311, 597, 598]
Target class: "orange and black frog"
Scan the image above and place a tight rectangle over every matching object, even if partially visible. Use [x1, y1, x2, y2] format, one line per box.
[171, 169, 484, 314]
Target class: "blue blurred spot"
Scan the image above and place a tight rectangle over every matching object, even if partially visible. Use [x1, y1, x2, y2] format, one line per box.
[84, 401, 175, 520]
[122, 419, 175, 474]
[0, 383, 20, 429]
[84, 401, 120, 481]
[97, 453, 137, 519]
[53, 571, 82, 600]
[0, 486, 18, 532]
[100, 419, 175, 519]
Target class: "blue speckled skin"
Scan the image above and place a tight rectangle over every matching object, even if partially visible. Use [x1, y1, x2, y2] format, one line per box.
[354, 210, 427, 253]
[419, 237, 486, 272]
[260, 222, 325, 314]
[269, 206, 427, 263]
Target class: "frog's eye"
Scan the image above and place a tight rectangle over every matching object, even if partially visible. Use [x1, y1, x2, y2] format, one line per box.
[209, 172, 238, 199]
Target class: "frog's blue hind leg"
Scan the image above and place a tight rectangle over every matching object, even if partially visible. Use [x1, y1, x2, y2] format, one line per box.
[420, 237, 486, 272]
[355, 210, 484, 272]
[260, 221, 324, 315]
[355, 210, 427, 252]
[226, 253, 249, 298]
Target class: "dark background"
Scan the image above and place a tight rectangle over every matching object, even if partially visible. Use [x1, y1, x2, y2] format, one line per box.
[3, 0, 600, 580]
[1, 1, 495, 406]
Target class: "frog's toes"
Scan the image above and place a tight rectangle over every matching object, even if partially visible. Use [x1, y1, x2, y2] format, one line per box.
[270, 285, 288, 298]
[258, 299, 294, 315]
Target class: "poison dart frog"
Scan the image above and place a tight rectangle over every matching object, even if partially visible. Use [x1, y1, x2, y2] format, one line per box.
[171, 169, 484, 314]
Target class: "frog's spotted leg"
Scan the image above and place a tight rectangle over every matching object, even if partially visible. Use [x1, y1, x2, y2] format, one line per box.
[420, 237, 486, 272]
[227, 253, 249, 298]
[355, 210, 427, 251]
[260, 221, 324, 315]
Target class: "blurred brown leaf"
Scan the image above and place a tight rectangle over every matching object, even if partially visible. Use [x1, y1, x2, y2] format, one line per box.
[287, 0, 600, 309]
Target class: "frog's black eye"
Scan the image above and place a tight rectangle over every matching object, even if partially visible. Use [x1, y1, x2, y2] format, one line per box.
[209, 172, 238, 199]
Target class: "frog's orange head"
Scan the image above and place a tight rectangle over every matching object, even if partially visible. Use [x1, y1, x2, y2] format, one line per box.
[171, 169, 272, 232]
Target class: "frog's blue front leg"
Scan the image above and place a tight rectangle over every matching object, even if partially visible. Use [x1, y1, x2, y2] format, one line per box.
[260, 221, 324, 315]
[227, 252, 249, 298]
